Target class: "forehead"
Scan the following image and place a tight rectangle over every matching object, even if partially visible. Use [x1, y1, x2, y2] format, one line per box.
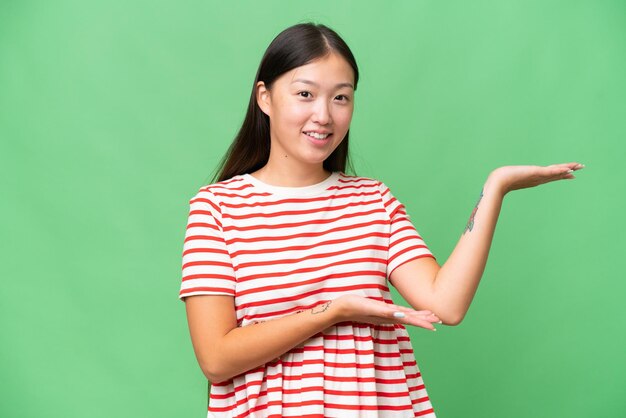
[279, 53, 354, 89]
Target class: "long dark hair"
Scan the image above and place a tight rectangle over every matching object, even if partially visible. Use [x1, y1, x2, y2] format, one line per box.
[210, 22, 359, 183]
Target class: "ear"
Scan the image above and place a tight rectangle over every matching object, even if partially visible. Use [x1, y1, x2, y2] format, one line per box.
[256, 81, 271, 117]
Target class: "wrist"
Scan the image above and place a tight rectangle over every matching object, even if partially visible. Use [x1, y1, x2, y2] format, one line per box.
[485, 171, 508, 198]
[325, 297, 347, 324]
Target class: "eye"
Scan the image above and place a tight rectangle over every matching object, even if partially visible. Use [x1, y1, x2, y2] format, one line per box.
[335, 94, 350, 102]
[298, 91, 312, 98]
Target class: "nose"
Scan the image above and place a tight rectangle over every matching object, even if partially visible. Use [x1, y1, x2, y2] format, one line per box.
[312, 100, 332, 125]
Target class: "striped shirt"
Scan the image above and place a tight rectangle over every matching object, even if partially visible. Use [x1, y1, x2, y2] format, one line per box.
[179, 171, 437, 418]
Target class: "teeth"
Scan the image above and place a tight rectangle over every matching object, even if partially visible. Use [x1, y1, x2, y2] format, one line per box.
[304, 131, 330, 139]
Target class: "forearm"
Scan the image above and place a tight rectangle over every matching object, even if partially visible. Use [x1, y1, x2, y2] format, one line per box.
[206, 301, 338, 383]
[432, 174, 506, 324]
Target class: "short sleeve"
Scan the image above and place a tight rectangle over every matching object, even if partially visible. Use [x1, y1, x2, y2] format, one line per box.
[378, 181, 436, 278]
[178, 188, 236, 301]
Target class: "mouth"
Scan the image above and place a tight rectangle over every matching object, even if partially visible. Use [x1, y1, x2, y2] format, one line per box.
[302, 131, 333, 143]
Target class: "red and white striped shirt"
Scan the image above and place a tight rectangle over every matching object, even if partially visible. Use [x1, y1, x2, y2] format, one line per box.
[179, 171, 437, 418]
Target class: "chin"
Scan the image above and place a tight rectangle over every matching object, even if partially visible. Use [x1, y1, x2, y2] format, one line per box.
[299, 151, 334, 164]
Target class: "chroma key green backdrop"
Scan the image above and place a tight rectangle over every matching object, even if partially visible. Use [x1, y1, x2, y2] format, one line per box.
[1, 1, 625, 417]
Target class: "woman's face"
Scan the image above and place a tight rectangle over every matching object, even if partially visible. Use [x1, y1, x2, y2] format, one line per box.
[256, 52, 355, 170]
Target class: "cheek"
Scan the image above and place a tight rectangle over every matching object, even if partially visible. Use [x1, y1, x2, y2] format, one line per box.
[276, 104, 309, 127]
[334, 107, 353, 128]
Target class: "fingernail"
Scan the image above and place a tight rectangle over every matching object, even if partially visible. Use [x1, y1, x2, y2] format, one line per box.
[567, 169, 574, 173]
[393, 312, 405, 318]
[432, 327, 437, 332]
[437, 320, 443, 324]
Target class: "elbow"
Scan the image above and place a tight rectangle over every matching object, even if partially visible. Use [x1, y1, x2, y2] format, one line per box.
[200, 358, 231, 385]
[442, 316, 463, 326]
[202, 364, 229, 385]
[204, 373, 226, 385]
[439, 310, 466, 326]
[202, 367, 220, 385]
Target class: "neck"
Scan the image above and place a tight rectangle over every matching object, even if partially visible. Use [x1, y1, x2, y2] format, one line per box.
[251, 160, 332, 187]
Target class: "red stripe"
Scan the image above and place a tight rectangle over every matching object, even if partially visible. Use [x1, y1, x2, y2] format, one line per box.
[391, 225, 424, 240]
[221, 190, 380, 209]
[267, 415, 324, 418]
[278, 347, 403, 358]
[336, 174, 371, 184]
[222, 374, 351, 393]
[212, 396, 430, 416]
[280, 340, 408, 354]
[254, 358, 405, 370]
[388, 202, 405, 219]
[182, 260, 232, 270]
[236, 283, 390, 311]
[388, 245, 432, 266]
[213, 372, 424, 400]
[186, 221, 219, 231]
[236, 270, 386, 298]
[182, 247, 229, 257]
[214, 190, 272, 199]
[200, 175, 246, 190]
[230, 231, 389, 258]
[223, 209, 387, 234]
[238, 257, 387, 283]
[205, 181, 254, 193]
[179, 286, 234, 296]
[240, 298, 394, 321]
[222, 198, 383, 220]
[329, 182, 380, 191]
[183, 233, 224, 244]
[181, 272, 235, 282]
[409, 384, 427, 393]
[388, 253, 437, 277]
[190, 198, 221, 213]
[268, 415, 324, 418]
[324, 402, 413, 411]
[281, 374, 420, 385]
[234, 244, 387, 272]
[212, 385, 415, 402]
[390, 235, 425, 251]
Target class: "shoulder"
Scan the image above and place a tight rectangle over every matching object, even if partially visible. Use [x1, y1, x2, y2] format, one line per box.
[198, 174, 250, 195]
[337, 173, 395, 200]
[187, 175, 254, 219]
[337, 172, 384, 189]
[191, 174, 254, 202]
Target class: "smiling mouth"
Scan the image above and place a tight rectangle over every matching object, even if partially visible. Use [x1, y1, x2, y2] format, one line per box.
[303, 131, 332, 140]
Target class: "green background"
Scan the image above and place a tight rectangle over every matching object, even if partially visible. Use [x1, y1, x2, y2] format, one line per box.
[2, 1, 625, 417]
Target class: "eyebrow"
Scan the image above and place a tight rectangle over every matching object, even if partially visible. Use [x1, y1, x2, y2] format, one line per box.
[291, 78, 354, 90]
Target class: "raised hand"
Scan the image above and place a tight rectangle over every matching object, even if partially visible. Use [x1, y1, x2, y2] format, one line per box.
[488, 162, 584, 195]
[333, 294, 441, 331]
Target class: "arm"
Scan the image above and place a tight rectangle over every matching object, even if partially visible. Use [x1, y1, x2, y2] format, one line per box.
[390, 162, 584, 325]
[185, 294, 441, 384]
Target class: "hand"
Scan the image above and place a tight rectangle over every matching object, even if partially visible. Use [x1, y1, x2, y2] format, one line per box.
[334, 294, 441, 331]
[488, 162, 584, 195]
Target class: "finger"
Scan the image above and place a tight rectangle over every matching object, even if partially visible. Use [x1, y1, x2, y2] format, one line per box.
[404, 312, 442, 324]
[386, 303, 433, 315]
[396, 310, 441, 324]
[546, 165, 576, 179]
[390, 309, 440, 325]
[388, 309, 436, 321]
[567, 162, 584, 170]
[389, 304, 424, 313]
[552, 162, 584, 172]
[403, 316, 438, 331]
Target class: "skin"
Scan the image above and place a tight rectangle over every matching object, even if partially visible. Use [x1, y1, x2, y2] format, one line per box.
[251, 51, 355, 186]
[184, 51, 584, 383]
